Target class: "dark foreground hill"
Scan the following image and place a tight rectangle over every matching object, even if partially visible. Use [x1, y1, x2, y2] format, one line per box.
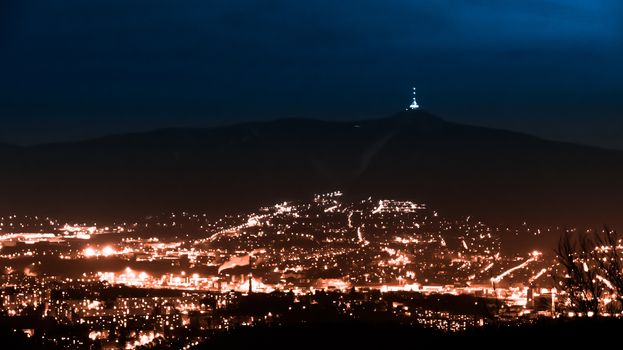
[197, 318, 621, 349]
[0, 317, 613, 349]
[0, 110, 621, 228]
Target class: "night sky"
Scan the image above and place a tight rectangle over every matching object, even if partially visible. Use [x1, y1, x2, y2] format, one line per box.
[1, 0, 622, 148]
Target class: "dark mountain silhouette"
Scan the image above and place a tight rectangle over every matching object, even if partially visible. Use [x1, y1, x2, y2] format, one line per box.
[0, 110, 621, 229]
[0, 143, 17, 152]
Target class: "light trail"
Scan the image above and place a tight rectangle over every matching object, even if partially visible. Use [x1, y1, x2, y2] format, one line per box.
[529, 268, 547, 283]
[491, 253, 541, 283]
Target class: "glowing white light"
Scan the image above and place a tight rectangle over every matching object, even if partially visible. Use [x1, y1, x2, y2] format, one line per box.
[408, 87, 420, 109]
[102, 246, 115, 257]
[84, 247, 96, 258]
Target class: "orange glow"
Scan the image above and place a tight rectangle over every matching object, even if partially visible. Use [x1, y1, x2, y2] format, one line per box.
[102, 246, 116, 257]
[83, 247, 96, 258]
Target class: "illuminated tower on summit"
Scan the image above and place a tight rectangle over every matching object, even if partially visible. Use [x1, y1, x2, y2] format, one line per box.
[408, 87, 420, 110]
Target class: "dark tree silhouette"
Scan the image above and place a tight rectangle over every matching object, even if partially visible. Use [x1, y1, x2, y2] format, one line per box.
[591, 227, 623, 312]
[554, 227, 623, 315]
[554, 231, 603, 315]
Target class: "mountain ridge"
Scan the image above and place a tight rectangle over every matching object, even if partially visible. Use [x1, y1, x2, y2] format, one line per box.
[5, 110, 621, 153]
[1, 110, 621, 230]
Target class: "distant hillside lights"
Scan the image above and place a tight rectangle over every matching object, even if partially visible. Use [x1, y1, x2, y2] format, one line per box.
[83, 245, 117, 258]
[408, 87, 420, 110]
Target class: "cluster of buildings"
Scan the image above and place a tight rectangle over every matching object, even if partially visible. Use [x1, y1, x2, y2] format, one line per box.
[0, 192, 573, 348]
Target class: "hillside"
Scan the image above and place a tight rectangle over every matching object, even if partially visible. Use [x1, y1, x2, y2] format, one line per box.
[0, 110, 621, 229]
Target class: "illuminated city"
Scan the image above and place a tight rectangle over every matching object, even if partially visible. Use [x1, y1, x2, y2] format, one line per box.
[0, 191, 621, 348]
[2, 0, 622, 348]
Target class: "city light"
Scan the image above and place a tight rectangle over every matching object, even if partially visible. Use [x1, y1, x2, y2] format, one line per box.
[0, 192, 620, 348]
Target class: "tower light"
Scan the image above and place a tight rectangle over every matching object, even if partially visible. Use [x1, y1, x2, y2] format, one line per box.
[408, 87, 420, 110]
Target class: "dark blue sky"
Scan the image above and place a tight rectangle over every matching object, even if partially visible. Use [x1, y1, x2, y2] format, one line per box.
[1, 0, 622, 148]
